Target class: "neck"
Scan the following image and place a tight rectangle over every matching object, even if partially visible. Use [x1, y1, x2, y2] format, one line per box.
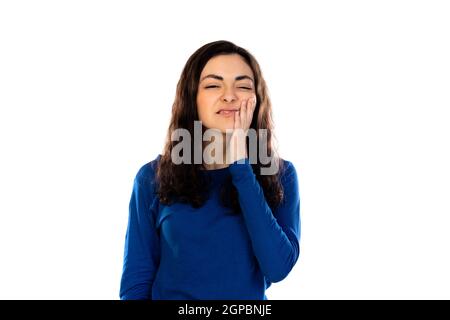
[202, 133, 230, 170]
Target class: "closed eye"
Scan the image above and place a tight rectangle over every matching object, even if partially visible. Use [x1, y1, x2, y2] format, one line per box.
[205, 86, 252, 90]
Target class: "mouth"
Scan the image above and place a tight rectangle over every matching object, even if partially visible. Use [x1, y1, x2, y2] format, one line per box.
[216, 108, 239, 118]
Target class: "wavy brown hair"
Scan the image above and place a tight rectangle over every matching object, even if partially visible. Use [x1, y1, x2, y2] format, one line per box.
[156, 40, 285, 214]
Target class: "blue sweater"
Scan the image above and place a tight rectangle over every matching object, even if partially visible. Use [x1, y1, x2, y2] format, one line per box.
[119, 155, 301, 300]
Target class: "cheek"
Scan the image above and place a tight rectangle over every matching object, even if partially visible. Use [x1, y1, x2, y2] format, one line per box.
[196, 94, 213, 120]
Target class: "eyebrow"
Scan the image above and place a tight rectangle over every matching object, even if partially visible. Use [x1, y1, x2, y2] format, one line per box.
[200, 74, 254, 83]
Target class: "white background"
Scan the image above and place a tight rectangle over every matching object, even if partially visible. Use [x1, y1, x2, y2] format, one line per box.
[1, 0, 449, 299]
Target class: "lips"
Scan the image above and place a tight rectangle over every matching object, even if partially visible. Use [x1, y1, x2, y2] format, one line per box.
[216, 109, 238, 118]
[216, 108, 239, 114]
[217, 110, 237, 115]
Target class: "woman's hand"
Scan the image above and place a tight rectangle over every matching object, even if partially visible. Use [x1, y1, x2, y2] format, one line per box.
[226, 96, 257, 164]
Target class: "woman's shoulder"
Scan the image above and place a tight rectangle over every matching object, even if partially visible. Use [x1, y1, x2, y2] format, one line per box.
[278, 158, 298, 182]
[134, 154, 162, 186]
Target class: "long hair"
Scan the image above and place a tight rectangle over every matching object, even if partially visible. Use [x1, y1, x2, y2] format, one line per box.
[156, 40, 285, 214]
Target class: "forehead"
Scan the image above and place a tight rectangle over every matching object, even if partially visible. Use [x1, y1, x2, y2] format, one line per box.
[200, 54, 254, 78]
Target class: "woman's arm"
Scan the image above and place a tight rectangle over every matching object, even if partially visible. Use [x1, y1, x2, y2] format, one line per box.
[119, 165, 160, 300]
[229, 158, 301, 283]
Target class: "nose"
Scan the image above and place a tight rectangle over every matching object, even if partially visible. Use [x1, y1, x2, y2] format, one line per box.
[221, 87, 238, 103]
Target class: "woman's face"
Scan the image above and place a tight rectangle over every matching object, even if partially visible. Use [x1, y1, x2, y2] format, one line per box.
[197, 54, 256, 133]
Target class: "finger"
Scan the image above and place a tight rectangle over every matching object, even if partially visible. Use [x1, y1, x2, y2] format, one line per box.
[241, 100, 247, 129]
[234, 104, 241, 129]
[236, 99, 245, 129]
[247, 97, 256, 122]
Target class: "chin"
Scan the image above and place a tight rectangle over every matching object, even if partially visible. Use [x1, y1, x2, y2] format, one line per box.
[203, 122, 233, 134]
[218, 125, 234, 134]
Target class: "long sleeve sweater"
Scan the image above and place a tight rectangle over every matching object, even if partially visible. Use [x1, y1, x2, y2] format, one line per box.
[119, 154, 301, 300]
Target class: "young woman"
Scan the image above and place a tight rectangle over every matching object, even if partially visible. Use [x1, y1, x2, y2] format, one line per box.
[119, 40, 301, 300]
